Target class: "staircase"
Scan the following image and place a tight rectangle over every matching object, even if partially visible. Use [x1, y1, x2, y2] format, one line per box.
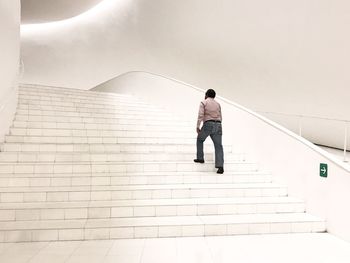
[0, 85, 325, 242]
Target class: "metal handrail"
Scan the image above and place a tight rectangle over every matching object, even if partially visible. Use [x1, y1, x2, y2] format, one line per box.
[259, 111, 349, 162]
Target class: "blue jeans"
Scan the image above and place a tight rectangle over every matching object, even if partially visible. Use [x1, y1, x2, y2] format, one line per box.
[196, 121, 224, 168]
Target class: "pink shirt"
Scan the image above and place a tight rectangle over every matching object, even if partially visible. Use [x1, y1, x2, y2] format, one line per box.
[197, 98, 222, 128]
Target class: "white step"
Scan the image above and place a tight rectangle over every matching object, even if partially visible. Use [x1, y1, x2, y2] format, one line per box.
[0, 197, 305, 221]
[0, 213, 325, 242]
[16, 104, 172, 116]
[4, 135, 197, 144]
[4, 136, 200, 144]
[18, 93, 156, 105]
[0, 171, 272, 187]
[17, 97, 161, 109]
[0, 161, 257, 174]
[0, 142, 233, 153]
[9, 127, 195, 138]
[18, 86, 136, 102]
[19, 85, 137, 100]
[0, 151, 241, 163]
[18, 94, 148, 107]
[0, 183, 287, 203]
[12, 121, 193, 131]
[13, 116, 193, 127]
[15, 109, 179, 121]
[15, 110, 191, 126]
[17, 103, 167, 116]
[15, 109, 181, 120]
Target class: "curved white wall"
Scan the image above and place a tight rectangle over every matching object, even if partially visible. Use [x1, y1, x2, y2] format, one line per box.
[0, 0, 20, 142]
[21, 0, 104, 24]
[21, 0, 146, 89]
[21, 0, 350, 148]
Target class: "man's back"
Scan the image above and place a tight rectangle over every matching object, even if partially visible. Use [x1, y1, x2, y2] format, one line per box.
[197, 98, 222, 128]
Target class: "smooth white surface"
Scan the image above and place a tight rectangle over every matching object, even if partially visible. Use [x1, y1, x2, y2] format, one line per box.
[0, 234, 350, 263]
[0, 0, 20, 143]
[20, 0, 350, 149]
[94, 71, 350, 241]
[21, 0, 105, 24]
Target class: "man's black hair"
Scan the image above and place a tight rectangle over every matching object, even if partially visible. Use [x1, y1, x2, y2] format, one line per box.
[205, 89, 216, 98]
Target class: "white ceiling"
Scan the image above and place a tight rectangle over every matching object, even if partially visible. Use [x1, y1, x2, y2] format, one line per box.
[21, 0, 105, 24]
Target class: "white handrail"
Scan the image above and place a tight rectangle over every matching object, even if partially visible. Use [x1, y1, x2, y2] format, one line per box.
[258, 110, 350, 123]
[97, 70, 350, 172]
[258, 110, 349, 162]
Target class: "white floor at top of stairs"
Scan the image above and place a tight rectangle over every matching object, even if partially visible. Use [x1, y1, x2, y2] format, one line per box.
[0, 233, 349, 263]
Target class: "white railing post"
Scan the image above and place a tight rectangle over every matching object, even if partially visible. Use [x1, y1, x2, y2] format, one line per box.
[344, 123, 348, 162]
[298, 116, 302, 137]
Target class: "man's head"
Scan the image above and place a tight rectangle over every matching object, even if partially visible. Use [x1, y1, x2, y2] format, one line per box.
[205, 89, 216, 99]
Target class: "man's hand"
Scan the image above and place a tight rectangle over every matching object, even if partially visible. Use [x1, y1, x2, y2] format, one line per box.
[196, 128, 201, 134]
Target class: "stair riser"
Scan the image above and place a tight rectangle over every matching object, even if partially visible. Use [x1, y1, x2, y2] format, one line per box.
[18, 99, 163, 110]
[0, 203, 305, 221]
[15, 115, 193, 126]
[0, 163, 257, 174]
[13, 122, 194, 133]
[19, 88, 136, 100]
[0, 221, 326, 243]
[17, 107, 171, 116]
[0, 175, 272, 187]
[19, 88, 141, 98]
[18, 100, 166, 110]
[15, 112, 186, 121]
[18, 95, 146, 105]
[18, 95, 155, 104]
[0, 188, 287, 203]
[1, 143, 233, 153]
[5, 137, 198, 144]
[9, 128, 195, 138]
[0, 153, 242, 163]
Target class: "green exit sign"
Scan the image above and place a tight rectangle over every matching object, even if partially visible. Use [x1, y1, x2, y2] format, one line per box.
[320, 163, 328, 178]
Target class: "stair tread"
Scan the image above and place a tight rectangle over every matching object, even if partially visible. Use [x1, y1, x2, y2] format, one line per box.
[0, 213, 324, 231]
[0, 151, 237, 154]
[0, 183, 285, 192]
[19, 85, 131, 96]
[0, 160, 252, 165]
[0, 197, 303, 209]
[0, 170, 268, 176]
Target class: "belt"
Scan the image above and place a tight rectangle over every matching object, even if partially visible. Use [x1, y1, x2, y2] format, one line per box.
[205, 120, 221, 123]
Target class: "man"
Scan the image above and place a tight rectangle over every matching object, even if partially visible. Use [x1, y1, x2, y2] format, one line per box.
[194, 89, 224, 174]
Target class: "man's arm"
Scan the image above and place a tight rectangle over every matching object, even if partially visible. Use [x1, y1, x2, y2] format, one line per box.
[197, 101, 205, 133]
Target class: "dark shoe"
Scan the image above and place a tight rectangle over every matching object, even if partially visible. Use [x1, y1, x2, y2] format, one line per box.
[217, 167, 224, 174]
[194, 159, 205, 163]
